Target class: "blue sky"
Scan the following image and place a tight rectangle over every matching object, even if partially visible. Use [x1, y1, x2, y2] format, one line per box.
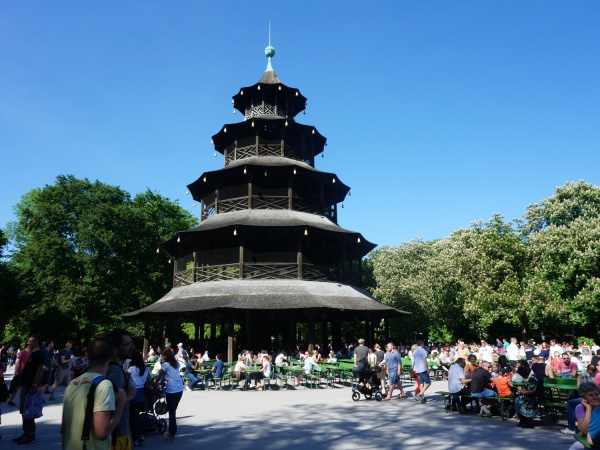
[1, 2, 599, 249]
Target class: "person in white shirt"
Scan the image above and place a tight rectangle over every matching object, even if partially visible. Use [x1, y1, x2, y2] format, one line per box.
[275, 351, 287, 366]
[478, 339, 494, 364]
[549, 339, 564, 358]
[506, 337, 520, 364]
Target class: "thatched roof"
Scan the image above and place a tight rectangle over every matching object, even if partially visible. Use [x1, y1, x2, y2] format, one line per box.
[123, 279, 409, 318]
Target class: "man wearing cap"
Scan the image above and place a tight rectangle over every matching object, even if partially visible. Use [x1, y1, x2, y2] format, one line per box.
[175, 343, 189, 367]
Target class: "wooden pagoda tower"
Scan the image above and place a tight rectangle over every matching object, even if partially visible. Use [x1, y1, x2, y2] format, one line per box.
[125, 45, 407, 351]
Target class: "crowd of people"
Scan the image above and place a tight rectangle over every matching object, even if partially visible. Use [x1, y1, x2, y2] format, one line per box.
[3, 335, 600, 448]
[439, 337, 600, 449]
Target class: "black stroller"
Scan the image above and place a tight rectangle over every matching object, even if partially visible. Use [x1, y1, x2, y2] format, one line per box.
[139, 381, 167, 434]
[351, 364, 383, 401]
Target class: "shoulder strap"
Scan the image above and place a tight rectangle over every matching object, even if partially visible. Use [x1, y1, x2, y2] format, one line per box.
[82, 376, 107, 450]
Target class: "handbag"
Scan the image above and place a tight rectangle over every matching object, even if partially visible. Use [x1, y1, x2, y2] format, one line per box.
[22, 391, 43, 420]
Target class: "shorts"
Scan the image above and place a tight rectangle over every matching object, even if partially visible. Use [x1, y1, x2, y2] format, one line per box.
[388, 371, 401, 385]
[111, 434, 132, 450]
[55, 367, 71, 385]
[417, 371, 431, 385]
[377, 369, 386, 380]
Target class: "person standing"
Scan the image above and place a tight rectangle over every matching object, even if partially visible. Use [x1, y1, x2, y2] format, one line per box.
[506, 337, 520, 365]
[39, 340, 54, 397]
[13, 336, 44, 445]
[127, 350, 150, 447]
[354, 339, 368, 367]
[373, 343, 386, 394]
[49, 340, 73, 401]
[108, 330, 137, 450]
[412, 340, 430, 403]
[381, 342, 405, 400]
[61, 336, 125, 450]
[154, 350, 184, 442]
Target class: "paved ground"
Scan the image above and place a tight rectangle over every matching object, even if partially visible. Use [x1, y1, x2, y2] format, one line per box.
[0, 367, 577, 450]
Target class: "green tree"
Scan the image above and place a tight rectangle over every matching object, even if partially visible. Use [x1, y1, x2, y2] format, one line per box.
[521, 181, 600, 236]
[5, 175, 196, 344]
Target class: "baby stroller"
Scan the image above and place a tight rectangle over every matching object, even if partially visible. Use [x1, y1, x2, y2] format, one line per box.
[139, 382, 167, 434]
[351, 365, 383, 401]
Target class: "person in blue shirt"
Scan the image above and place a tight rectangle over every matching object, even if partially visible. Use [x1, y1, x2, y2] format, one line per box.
[381, 342, 406, 401]
[205, 354, 224, 390]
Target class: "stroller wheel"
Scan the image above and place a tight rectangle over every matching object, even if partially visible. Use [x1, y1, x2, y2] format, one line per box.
[157, 419, 167, 433]
[375, 392, 383, 401]
[364, 393, 373, 400]
[352, 391, 360, 402]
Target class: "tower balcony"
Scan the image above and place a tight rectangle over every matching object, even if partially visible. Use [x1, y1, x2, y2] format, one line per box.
[201, 196, 336, 222]
[173, 262, 361, 288]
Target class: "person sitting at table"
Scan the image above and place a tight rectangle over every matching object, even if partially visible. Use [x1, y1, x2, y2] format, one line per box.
[296, 351, 318, 386]
[183, 354, 199, 391]
[275, 350, 287, 367]
[326, 349, 337, 363]
[257, 355, 272, 391]
[448, 357, 470, 414]
[205, 353, 224, 390]
[514, 365, 539, 428]
[562, 381, 600, 437]
[470, 361, 496, 417]
[558, 353, 579, 379]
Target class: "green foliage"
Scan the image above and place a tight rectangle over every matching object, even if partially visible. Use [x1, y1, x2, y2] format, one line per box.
[4, 175, 196, 344]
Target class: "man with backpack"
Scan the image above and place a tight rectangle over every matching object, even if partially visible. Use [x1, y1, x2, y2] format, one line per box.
[61, 336, 125, 450]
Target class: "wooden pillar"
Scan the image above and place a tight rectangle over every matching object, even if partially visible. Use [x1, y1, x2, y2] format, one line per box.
[288, 176, 293, 210]
[255, 135, 259, 156]
[192, 251, 196, 283]
[245, 311, 252, 349]
[321, 319, 328, 349]
[210, 320, 216, 353]
[239, 237, 244, 280]
[194, 313, 200, 344]
[297, 238, 303, 279]
[200, 199, 204, 222]
[215, 188, 219, 215]
[248, 177, 252, 209]
[332, 313, 342, 352]
[143, 338, 149, 361]
[307, 318, 315, 353]
[365, 312, 373, 346]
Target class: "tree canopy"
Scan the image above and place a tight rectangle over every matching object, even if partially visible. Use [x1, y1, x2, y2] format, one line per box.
[4, 175, 196, 345]
[366, 181, 600, 343]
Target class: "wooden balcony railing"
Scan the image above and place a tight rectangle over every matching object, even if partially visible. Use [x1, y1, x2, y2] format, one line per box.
[173, 263, 360, 287]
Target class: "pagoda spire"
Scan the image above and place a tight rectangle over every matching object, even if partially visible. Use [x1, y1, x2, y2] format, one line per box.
[265, 22, 275, 72]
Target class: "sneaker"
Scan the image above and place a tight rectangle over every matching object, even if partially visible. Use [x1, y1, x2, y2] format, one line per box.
[458, 406, 467, 414]
[7, 401, 16, 407]
[140, 435, 145, 443]
[13, 434, 26, 442]
[164, 432, 176, 442]
[16, 435, 36, 445]
[184, 386, 191, 391]
[560, 428, 576, 435]
[413, 394, 420, 402]
[480, 405, 492, 418]
[420, 395, 427, 404]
